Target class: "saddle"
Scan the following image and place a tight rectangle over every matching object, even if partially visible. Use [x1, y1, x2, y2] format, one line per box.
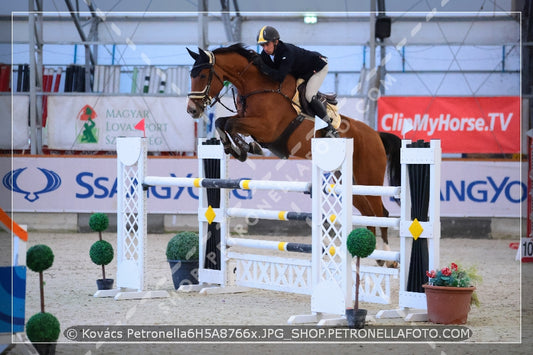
[293, 80, 341, 129]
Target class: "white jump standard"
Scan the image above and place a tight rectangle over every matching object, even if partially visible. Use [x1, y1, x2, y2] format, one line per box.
[94, 138, 170, 300]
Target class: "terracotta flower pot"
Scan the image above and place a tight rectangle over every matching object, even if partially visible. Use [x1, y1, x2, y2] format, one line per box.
[423, 284, 476, 324]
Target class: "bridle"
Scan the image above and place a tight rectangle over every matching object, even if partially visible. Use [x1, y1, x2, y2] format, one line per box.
[188, 49, 292, 114]
[187, 50, 226, 110]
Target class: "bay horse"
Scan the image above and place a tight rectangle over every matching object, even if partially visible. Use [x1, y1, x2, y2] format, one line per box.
[186, 44, 401, 266]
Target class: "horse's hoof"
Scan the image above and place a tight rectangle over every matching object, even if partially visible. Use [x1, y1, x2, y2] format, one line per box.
[376, 260, 385, 267]
[386, 261, 399, 269]
[232, 150, 248, 162]
[248, 142, 264, 155]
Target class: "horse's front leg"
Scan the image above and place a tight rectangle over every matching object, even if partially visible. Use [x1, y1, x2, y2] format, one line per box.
[223, 117, 267, 162]
[215, 116, 236, 155]
[215, 116, 248, 161]
[225, 132, 248, 162]
[231, 133, 264, 158]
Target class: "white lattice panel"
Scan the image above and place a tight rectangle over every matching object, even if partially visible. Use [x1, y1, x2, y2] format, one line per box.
[318, 172, 345, 288]
[116, 137, 146, 291]
[229, 252, 312, 294]
[356, 266, 399, 304]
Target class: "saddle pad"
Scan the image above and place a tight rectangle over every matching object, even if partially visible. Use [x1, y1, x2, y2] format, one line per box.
[292, 79, 341, 129]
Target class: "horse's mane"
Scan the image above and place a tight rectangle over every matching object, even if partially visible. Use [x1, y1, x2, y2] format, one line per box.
[212, 43, 259, 61]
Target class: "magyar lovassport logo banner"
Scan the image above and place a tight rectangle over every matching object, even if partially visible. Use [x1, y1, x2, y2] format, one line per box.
[378, 96, 520, 153]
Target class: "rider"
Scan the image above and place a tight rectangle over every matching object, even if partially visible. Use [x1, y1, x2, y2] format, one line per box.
[254, 25, 336, 135]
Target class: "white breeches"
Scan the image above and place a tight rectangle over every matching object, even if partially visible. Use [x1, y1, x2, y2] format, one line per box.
[305, 62, 328, 103]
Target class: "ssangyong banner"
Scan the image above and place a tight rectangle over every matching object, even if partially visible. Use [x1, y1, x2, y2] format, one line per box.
[378, 96, 520, 153]
[46, 96, 195, 152]
[0, 156, 525, 218]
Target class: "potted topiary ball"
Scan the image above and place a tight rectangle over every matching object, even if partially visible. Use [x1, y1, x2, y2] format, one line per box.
[89, 212, 109, 237]
[26, 245, 54, 314]
[88, 213, 114, 290]
[90, 240, 114, 290]
[166, 231, 199, 289]
[26, 312, 61, 351]
[26, 244, 60, 354]
[346, 228, 376, 329]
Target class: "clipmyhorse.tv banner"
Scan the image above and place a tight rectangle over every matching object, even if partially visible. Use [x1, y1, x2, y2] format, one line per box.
[377, 96, 520, 153]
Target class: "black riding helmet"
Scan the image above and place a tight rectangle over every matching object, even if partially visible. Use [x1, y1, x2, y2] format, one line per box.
[257, 26, 280, 44]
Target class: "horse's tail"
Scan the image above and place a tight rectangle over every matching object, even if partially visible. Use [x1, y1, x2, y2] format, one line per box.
[379, 132, 401, 188]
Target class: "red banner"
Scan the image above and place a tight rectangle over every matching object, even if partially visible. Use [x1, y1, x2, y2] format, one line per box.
[377, 96, 520, 153]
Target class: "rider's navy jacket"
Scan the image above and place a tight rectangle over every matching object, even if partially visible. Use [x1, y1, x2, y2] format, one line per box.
[259, 40, 327, 82]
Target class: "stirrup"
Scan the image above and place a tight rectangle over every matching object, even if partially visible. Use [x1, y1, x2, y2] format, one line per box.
[323, 124, 339, 138]
[322, 115, 333, 125]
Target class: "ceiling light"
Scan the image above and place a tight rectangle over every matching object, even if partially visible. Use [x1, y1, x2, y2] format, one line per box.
[303, 14, 317, 24]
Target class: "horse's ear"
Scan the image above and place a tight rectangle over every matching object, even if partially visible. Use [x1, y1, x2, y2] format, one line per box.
[187, 47, 199, 60]
[198, 48, 210, 62]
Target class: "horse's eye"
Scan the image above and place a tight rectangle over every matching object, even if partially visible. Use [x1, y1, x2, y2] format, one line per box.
[200, 74, 207, 79]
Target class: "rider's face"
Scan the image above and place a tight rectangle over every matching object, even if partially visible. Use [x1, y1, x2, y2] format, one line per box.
[261, 41, 275, 55]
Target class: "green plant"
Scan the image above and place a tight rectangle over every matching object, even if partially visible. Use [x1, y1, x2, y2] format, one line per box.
[166, 232, 199, 261]
[347, 228, 376, 259]
[25, 245, 60, 344]
[426, 262, 482, 306]
[26, 244, 55, 313]
[89, 213, 109, 241]
[89, 213, 109, 233]
[88, 213, 113, 282]
[347, 228, 376, 311]
[26, 312, 60, 342]
[90, 240, 114, 266]
[90, 240, 114, 281]
[26, 245, 54, 273]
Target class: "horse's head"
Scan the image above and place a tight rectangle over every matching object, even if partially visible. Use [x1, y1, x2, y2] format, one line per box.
[186, 48, 225, 118]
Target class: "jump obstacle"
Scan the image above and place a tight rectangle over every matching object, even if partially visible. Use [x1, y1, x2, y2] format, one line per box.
[110, 137, 441, 325]
[0, 208, 29, 347]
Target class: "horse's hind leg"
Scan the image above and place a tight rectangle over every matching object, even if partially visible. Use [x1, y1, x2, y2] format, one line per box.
[354, 194, 397, 268]
[366, 196, 398, 268]
[352, 194, 380, 252]
[380, 205, 398, 268]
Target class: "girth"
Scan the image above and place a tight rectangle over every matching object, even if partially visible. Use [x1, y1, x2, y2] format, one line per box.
[257, 114, 305, 159]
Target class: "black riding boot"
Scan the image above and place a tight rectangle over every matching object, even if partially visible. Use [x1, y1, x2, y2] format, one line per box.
[309, 96, 339, 138]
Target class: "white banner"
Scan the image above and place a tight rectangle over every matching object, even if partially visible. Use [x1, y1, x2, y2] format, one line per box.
[0, 95, 29, 149]
[0, 156, 525, 218]
[46, 95, 195, 152]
